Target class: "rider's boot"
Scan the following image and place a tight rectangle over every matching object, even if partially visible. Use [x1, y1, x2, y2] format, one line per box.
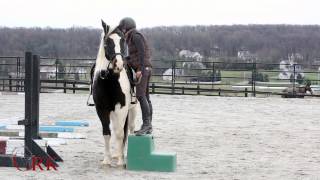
[135, 96, 152, 136]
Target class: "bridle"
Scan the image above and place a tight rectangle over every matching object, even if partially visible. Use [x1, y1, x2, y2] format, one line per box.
[101, 52, 124, 79]
[100, 30, 126, 79]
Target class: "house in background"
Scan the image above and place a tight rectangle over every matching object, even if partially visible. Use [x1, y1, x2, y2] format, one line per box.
[279, 53, 304, 80]
[178, 50, 203, 61]
[162, 50, 206, 81]
[237, 48, 257, 62]
[40, 66, 57, 79]
[288, 53, 304, 61]
[210, 46, 222, 57]
[162, 68, 184, 81]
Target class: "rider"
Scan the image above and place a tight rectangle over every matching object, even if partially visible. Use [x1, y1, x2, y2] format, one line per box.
[118, 17, 153, 135]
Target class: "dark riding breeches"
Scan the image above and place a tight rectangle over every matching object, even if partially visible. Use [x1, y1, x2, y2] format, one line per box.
[136, 67, 153, 124]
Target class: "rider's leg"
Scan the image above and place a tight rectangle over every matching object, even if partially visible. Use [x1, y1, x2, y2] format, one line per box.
[146, 83, 153, 123]
[135, 67, 152, 135]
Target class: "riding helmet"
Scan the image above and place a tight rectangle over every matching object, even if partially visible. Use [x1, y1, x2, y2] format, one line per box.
[118, 17, 136, 32]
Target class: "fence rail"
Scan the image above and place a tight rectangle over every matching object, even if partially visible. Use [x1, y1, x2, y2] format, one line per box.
[1, 56, 320, 97]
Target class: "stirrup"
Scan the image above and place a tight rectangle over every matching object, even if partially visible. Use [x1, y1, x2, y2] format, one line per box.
[130, 89, 137, 104]
[86, 90, 95, 106]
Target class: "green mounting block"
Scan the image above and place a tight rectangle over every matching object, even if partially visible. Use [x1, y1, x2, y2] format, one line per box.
[127, 135, 177, 172]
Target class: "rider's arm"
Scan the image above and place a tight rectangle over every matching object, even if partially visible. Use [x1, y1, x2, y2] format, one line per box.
[132, 33, 145, 73]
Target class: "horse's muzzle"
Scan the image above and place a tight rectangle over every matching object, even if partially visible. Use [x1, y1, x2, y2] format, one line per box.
[113, 67, 120, 73]
[113, 66, 124, 74]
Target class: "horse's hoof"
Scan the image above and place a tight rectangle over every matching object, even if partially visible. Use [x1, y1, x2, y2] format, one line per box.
[101, 157, 111, 165]
[110, 163, 126, 169]
[101, 161, 111, 165]
[110, 157, 126, 168]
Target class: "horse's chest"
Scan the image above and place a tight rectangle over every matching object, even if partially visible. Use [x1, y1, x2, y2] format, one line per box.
[93, 77, 126, 112]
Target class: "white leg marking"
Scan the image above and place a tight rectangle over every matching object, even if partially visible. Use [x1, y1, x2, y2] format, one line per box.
[102, 135, 111, 165]
[128, 105, 137, 134]
[110, 104, 128, 167]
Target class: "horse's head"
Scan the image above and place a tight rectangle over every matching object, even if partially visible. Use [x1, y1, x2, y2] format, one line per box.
[100, 20, 126, 75]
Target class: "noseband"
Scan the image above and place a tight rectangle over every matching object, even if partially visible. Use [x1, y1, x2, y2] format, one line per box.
[99, 53, 124, 79]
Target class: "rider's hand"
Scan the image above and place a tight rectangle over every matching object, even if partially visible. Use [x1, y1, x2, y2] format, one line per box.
[136, 71, 142, 79]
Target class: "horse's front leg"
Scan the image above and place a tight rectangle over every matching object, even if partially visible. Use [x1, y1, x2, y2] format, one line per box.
[110, 105, 128, 167]
[95, 107, 112, 165]
[102, 135, 111, 165]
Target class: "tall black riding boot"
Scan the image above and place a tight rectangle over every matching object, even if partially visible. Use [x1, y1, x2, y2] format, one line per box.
[148, 99, 153, 124]
[146, 85, 153, 124]
[135, 96, 152, 136]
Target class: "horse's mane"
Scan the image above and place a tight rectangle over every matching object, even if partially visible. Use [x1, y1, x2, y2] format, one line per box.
[95, 33, 107, 74]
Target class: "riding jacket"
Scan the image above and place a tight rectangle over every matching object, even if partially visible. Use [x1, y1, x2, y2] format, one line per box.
[125, 29, 152, 72]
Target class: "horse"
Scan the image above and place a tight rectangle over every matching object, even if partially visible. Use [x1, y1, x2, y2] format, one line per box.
[281, 83, 313, 98]
[92, 20, 137, 167]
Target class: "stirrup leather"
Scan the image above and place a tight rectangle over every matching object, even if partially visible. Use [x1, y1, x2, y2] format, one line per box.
[130, 88, 137, 104]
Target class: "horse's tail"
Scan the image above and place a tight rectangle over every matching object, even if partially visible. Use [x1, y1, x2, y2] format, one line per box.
[123, 114, 129, 145]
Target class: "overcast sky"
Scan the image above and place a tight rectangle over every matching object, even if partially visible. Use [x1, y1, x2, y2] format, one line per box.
[1, 0, 320, 28]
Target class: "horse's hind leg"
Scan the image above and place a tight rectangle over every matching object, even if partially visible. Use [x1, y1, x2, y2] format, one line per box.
[128, 105, 137, 134]
[96, 107, 112, 165]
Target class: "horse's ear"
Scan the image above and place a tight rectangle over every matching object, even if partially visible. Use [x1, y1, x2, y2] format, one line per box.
[101, 19, 109, 35]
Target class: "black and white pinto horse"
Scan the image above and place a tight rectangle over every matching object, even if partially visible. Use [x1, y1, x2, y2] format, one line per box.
[93, 20, 137, 167]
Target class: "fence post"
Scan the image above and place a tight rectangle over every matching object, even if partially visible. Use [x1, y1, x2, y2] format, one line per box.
[22, 52, 41, 157]
[31, 54, 40, 139]
[9, 75, 12, 92]
[17, 57, 22, 92]
[182, 86, 184, 95]
[73, 82, 76, 94]
[197, 84, 200, 95]
[254, 62, 257, 97]
[171, 60, 176, 94]
[16, 57, 19, 78]
[251, 62, 256, 97]
[293, 64, 296, 96]
[15, 78, 18, 92]
[22, 79, 25, 92]
[245, 88, 248, 97]
[212, 62, 215, 89]
[55, 59, 58, 87]
[17, 57, 21, 78]
[24, 51, 33, 158]
[152, 83, 155, 93]
[63, 82, 67, 93]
